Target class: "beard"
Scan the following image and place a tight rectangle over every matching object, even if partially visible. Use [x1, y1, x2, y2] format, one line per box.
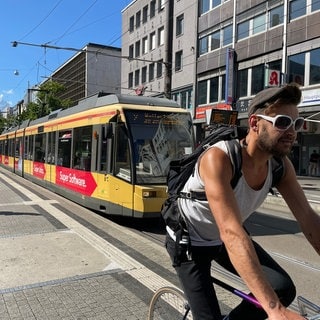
[256, 127, 294, 158]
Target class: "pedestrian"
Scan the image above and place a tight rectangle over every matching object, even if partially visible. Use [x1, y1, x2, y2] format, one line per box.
[309, 150, 320, 176]
[165, 83, 320, 320]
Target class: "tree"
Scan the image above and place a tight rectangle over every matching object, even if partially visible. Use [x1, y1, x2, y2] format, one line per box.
[20, 80, 73, 121]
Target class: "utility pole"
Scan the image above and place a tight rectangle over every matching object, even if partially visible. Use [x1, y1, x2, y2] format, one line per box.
[164, 0, 174, 99]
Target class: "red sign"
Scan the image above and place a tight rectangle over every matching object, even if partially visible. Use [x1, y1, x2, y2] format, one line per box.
[33, 162, 46, 179]
[56, 167, 97, 196]
[266, 69, 281, 87]
[4, 156, 9, 165]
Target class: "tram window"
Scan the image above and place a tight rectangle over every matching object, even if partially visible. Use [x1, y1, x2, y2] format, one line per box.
[27, 136, 34, 160]
[115, 124, 131, 182]
[58, 131, 72, 167]
[4, 140, 8, 156]
[9, 139, 15, 157]
[72, 126, 92, 171]
[46, 132, 56, 164]
[15, 138, 21, 157]
[34, 133, 46, 163]
[24, 137, 28, 160]
[100, 130, 108, 172]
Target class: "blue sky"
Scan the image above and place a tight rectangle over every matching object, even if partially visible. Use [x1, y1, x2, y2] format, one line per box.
[1, 0, 132, 110]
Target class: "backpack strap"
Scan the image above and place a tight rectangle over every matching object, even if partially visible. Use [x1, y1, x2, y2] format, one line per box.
[180, 139, 242, 200]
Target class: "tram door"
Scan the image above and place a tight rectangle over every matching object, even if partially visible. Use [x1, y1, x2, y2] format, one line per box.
[95, 123, 133, 215]
[14, 136, 23, 176]
[109, 123, 134, 216]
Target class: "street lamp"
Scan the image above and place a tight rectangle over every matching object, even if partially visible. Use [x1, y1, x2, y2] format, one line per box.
[0, 69, 19, 76]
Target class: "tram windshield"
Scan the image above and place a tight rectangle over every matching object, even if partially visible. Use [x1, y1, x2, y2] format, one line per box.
[125, 109, 194, 184]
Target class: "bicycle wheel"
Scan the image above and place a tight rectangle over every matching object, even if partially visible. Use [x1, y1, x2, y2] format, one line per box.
[148, 287, 193, 320]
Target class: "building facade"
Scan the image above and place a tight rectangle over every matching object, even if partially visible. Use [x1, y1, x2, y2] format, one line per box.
[197, 0, 320, 175]
[121, 0, 198, 114]
[41, 43, 122, 105]
[122, 0, 320, 175]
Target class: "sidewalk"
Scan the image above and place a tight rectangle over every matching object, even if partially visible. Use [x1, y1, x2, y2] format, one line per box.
[0, 169, 169, 320]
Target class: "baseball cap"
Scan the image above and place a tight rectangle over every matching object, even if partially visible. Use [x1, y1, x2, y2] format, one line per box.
[248, 83, 301, 116]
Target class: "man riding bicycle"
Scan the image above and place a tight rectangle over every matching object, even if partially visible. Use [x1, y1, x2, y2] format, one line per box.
[165, 83, 320, 320]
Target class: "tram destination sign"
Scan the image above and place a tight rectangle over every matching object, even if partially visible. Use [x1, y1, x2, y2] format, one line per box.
[126, 110, 181, 125]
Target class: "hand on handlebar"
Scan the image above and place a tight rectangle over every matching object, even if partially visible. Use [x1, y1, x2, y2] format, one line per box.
[268, 308, 307, 320]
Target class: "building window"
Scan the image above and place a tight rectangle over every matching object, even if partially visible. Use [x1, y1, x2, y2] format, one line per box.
[198, 80, 208, 105]
[312, 0, 320, 11]
[288, 52, 305, 85]
[310, 48, 320, 85]
[72, 126, 92, 171]
[128, 72, 133, 88]
[172, 89, 193, 109]
[223, 25, 232, 46]
[175, 50, 183, 71]
[237, 20, 250, 40]
[142, 66, 147, 83]
[129, 44, 134, 59]
[158, 27, 165, 46]
[135, 40, 141, 57]
[157, 60, 163, 78]
[159, 0, 165, 11]
[199, 0, 210, 15]
[221, 74, 226, 100]
[270, 5, 284, 27]
[150, 32, 156, 50]
[176, 14, 184, 36]
[211, 30, 220, 50]
[289, 0, 306, 21]
[251, 65, 264, 95]
[149, 63, 155, 81]
[135, 69, 140, 86]
[150, 0, 156, 18]
[129, 16, 134, 32]
[143, 5, 148, 23]
[142, 36, 148, 54]
[136, 11, 141, 28]
[209, 77, 219, 102]
[237, 69, 248, 98]
[253, 14, 266, 35]
[213, 0, 222, 7]
[199, 36, 208, 55]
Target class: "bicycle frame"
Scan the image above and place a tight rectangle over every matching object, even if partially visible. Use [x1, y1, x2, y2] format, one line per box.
[211, 276, 261, 308]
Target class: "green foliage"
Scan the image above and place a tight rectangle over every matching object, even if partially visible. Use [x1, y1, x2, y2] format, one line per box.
[20, 80, 74, 122]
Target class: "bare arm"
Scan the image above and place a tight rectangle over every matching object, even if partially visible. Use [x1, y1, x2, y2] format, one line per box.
[199, 148, 304, 320]
[277, 157, 320, 255]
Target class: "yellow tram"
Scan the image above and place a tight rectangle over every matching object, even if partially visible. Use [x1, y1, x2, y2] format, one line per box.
[0, 93, 194, 218]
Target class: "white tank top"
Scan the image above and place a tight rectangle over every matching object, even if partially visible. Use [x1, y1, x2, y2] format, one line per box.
[178, 140, 273, 246]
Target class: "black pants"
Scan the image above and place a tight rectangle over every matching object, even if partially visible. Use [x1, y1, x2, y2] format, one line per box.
[165, 234, 296, 320]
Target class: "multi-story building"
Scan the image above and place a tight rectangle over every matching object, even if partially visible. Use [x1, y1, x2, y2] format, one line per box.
[121, 0, 198, 115]
[198, 0, 320, 175]
[122, 0, 320, 175]
[40, 43, 121, 105]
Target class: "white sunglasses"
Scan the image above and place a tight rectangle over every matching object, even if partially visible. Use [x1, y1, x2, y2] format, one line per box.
[256, 114, 304, 132]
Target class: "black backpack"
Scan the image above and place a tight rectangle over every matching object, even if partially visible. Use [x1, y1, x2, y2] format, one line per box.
[161, 124, 284, 234]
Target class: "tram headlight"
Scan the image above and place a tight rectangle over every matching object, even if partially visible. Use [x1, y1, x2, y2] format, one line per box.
[142, 191, 156, 198]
